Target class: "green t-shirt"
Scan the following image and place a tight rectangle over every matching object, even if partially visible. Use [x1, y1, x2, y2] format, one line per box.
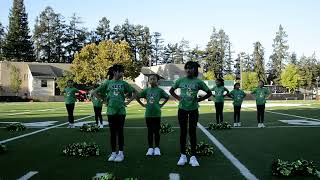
[230, 89, 246, 106]
[252, 87, 270, 105]
[94, 80, 134, 115]
[139, 87, 169, 117]
[89, 90, 103, 107]
[172, 77, 210, 111]
[211, 86, 228, 103]
[63, 87, 79, 104]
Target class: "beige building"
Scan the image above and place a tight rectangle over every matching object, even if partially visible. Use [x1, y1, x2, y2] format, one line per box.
[0, 61, 71, 100]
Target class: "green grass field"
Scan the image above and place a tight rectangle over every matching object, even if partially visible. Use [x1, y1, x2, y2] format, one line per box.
[1, 100, 320, 180]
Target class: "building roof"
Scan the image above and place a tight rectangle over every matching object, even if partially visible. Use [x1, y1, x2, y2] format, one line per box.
[28, 64, 65, 79]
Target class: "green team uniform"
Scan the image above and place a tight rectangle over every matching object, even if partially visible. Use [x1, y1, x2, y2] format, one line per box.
[211, 86, 228, 103]
[172, 77, 210, 111]
[89, 90, 103, 107]
[63, 87, 79, 104]
[252, 87, 270, 105]
[230, 89, 246, 106]
[94, 80, 134, 115]
[139, 87, 169, 117]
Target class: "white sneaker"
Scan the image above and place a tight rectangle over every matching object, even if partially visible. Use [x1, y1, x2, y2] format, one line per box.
[258, 123, 261, 128]
[234, 123, 238, 127]
[114, 151, 124, 162]
[177, 154, 187, 166]
[146, 148, 154, 156]
[108, 152, 117, 161]
[154, 147, 161, 156]
[261, 123, 266, 128]
[70, 123, 75, 128]
[99, 124, 104, 128]
[238, 122, 241, 127]
[189, 156, 200, 167]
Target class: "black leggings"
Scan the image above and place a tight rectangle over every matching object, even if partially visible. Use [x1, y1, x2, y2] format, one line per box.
[234, 106, 241, 123]
[146, 117, 161, 148]
[178, 108, 199, 156]
[215, 102, 224, 124]
[65, 103, 75, 123]
[108, 115, 125, 152]
[93, 106, 103, 124]
[257, 105, 265, 123]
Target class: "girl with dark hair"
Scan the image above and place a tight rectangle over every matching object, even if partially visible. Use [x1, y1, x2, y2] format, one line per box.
[169, 61, 212, 167]
[89, 84, 104, 128]
[62, 80, 79, 128]
[211, 78, 229, 124]
[251, 80, 271, 128]
[92, 64, 136, 162]
[137, 74, 169, 156]
[229, 83, 246, 127]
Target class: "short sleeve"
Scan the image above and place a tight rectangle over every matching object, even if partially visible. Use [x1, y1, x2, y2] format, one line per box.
[139, 89, 147, 98]
[198, 80, 210, 92]
[94, 81, 108, 95]
[172, 78, 181, 89]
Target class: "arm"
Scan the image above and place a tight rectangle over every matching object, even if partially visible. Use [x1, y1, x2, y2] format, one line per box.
[160, 96, 169, 108]
[224, 87, 230, 97]
[169, 87, 180, 101]
[197, 89, 212, 102]
[125, 90, 136, 106]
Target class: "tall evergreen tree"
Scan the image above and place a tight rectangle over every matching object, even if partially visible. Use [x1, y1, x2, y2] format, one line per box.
[152, 32, 164, 65]
[252, 42, 266, 82]
[268, 24, 289, 84]
[33, 6, 67, 62]
[65, 13, 88, 62]
[224, 42, 233, 75]
[241, 52, 254, 72]
[95, 17, 111, 42]
[0, 22, 5, 60]
[3, 0, 34, 61]
[137, 26, 152, 66]
[289, 52, 298, 65]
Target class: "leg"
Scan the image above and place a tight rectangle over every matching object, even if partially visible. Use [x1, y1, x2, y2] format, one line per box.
[146, 117, 153, 148]
[257, 105, 261, 123]
[233, 106, 237, 123]
[178, 109, 188, 155]
[108, 115, 117, 152]
[189, 109, 199, 156]
[260, 105, 265, 123]
[97, 106, 103, 124]
[153, 117, 161, 148]
[117, 115, 125, 151]
[94, 106, 99, 125]
[215, 103, 219, 124]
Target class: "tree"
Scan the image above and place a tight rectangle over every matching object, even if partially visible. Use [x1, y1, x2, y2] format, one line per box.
[71, 40, 141, 84]
[224, 42, 233, 75]
[152, 32, 164, 65]
[240, 52, 254, 72]
[224, 73, 235, 80]
[203, 70, 215, 80]
[280, 64, 300, 93]
[289, 52, 298, 65]
[252, 42, 266, 82]
[179, 38, 190, 63]
[268, 25, 289, 84]
[56, 71, 75, 93]
[298, 55, 317, 90]
[138, 27, 152, 66]
[3, 0, 34, 61]
[10, 65, 22, 94]
[95, 17, 111, 42]
[65, 13, 88, 62]
[0, 22, 5, 60]
[242, 72, 258, 91]
[33, 6, 67, 63]
[205, 27, 231, 78]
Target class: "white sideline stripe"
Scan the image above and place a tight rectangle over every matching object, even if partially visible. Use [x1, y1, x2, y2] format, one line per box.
[17, 171, 38, 180]
[198, 122, 258, 180]
[169, 173, 180, 180]
[265, 110, 320, 122]
[0, 115, 94, 144]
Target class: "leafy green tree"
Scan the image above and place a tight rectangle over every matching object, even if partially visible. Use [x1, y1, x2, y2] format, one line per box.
[242, 72, 258, 91]
[3, 0, 34, 61]
[289, 52, 298, 65]
[252, 42, 266, 82]
[33, 6, 67, 62]
[10, 65, 22, 94]
[268, 25, 289, 84]
[56, 71, 75, 93]
[280, 64, 300, 93]
[71, 40, 140, 84]
[152, 32, 164, 65]
[203, 71, 215, 80]
[224, 73, 235, 80]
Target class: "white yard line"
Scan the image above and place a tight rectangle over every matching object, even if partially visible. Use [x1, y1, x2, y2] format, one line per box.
[198, 122, 258, 180]
[0, 115, 94, 144]
[169, 173, 180, 180]
[17, 171, 39, 180]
